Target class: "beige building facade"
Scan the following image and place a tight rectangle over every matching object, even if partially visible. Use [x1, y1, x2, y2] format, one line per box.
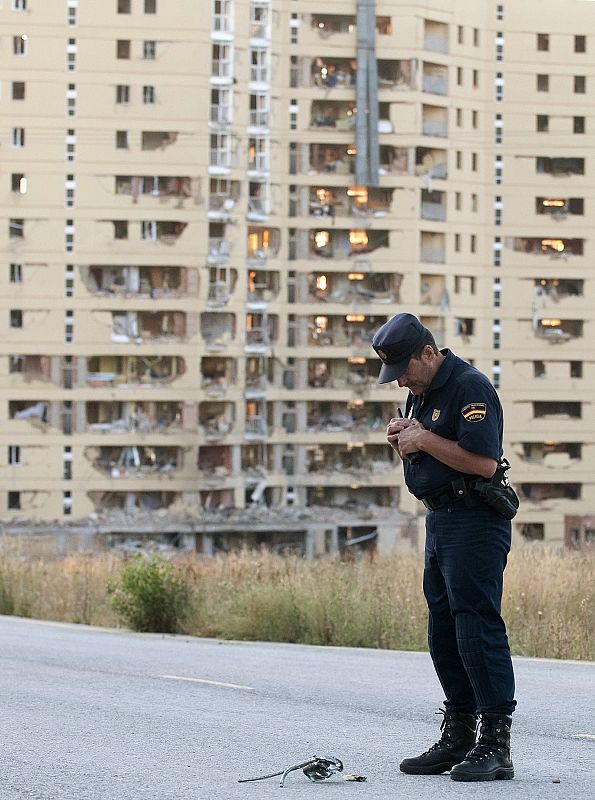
[0, 0, 593, 551]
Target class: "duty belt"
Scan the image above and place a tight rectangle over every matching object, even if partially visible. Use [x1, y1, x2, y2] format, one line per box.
[420, 477, 483, 511]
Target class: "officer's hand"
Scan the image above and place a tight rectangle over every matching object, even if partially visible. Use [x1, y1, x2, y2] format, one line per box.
[396, 420, 426, 457]
[386, 417, 417, 454]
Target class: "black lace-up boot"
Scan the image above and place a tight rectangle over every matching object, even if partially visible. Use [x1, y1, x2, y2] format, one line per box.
[399, 710, 477, 775]
[450, 712, 514, 781]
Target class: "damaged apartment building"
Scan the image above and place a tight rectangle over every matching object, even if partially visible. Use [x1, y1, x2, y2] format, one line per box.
[1, 0, 594, 552]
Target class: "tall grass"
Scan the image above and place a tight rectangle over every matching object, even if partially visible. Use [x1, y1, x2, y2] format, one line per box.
[0, 541, 592, 660]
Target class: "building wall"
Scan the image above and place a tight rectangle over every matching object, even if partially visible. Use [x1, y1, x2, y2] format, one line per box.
[1, 0, 594, 548]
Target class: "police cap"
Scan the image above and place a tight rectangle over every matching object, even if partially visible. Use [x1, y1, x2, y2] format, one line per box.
[372, 313, 429, 384]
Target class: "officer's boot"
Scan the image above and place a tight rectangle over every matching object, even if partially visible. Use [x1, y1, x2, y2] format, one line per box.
[450, 712, 514, 781]
[399, 710, 477, 775]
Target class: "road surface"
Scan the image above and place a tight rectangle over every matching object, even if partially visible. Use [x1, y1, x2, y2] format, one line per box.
[1, 615, 593, 799]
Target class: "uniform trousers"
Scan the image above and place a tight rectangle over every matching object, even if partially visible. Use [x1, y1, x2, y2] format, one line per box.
[423, 503, 516, 715]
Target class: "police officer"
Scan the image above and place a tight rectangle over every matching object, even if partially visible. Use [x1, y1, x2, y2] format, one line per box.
[372, 313, 516, 782]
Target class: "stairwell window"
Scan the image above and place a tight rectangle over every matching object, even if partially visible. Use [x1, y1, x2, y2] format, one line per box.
[117, 0, 131, 12]
[10, 310, 23, 328]
[537, 33, 549, 51]
[116, 39, 131, 59]
[574, 76, 586, 94]
[13, 34, 28, 55]
[9, 446, 22, 466]
[12, 81, 25, 99]
[144, 0, 157, 12]
[116, 84, 130, 104]
[8, 492, 21, 510]
[142, 221, 157, 240]
[143, 40, 156, 59]
[536, 114, 549, 132]
[575, 35, 586, 53]
[537, 74, 549, 92]
[10, 263, 23, 282]
[143, 85, 156, 104]
[574, 116, 585, 134]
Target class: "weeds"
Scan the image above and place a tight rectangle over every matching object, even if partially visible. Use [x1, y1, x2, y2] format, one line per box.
[0, 543, 592, 660]
[107, 555, 191, 633]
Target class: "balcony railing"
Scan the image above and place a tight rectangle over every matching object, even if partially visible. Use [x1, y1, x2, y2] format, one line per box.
[422, 120, 448, 137]
[245, 416, 267, 438]
[210, 105, 231, 125]
[422, 75, 448, 95]
[211, 60, 232, 79]
[421, 201, 446, 221]
[423, 35, 449, 53]
[249, 109, 270, 128]
[421, 246, 446, 263]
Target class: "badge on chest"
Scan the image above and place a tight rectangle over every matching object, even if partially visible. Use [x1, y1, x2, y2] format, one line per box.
[431, 409, 441, 422]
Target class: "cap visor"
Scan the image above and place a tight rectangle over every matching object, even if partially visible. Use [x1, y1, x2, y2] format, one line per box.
[377, 358, 409, 384]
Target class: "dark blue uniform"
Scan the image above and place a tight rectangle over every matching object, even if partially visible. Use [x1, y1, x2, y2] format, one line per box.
[404, 350, 516, 716]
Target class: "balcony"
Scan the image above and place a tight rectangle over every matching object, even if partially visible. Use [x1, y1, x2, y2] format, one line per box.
[7, 355, 52, 385]
[245, 312, 278, 352]
[201, 312, 235, 351]
[247, 269, 279, 307]
[211, 51, 233, 83]
[90, 491, 178, 514]
[311, 14, 356, 37]
[140, 220, 187, 245]
[307, 314, 387, 350]
[536, 157, 584, 177]
[86, 401, 183, 434]
[249, 108, 270, 130]
[247, 227, 280, 265]
[424, 20, 449, 53]
[420, 274, 448, 307]
[306, 443, 394, 477]
[207, 224, 233, 264]
[247, 138, 270, 176]
[533, 318, 583, 344]
[244, 415, 267, 440]
[310, 100, 392, 132]
[420, 189, 446, 221]
[247, 196, 269, 222]
[85, 356, 184, 388]
[422, 63, 448, 95]
[306, 401, 390, 434]
[115, 175, 195, 202]
[307, 271, 400, 305]
[535, 197, 584, 218]
[309, 228, 389, 260]
[310, 100, 356, 131]
[422, 105, 448, 138]
[415, 147, 448, 180]
[209, 104, 232, 127]
[520, 483, 581, 504]
[307, 357, 382, 392]
[519, 442, 581, 469]
[201, 356, 236, 397]
[199, 401, 234, 441]
[307, 143, 356, 175]
[111, 311, 186, 343]
[198, 445, 233, 482]
[85, 266, 185, 298]
[306, 186, 393, 220]
[310, 57, 356, 90]
[209, 143, 233, 174]
[420, 232, 446, 263]
[90, 446, 181, 478]
[508, 237, 584, 258]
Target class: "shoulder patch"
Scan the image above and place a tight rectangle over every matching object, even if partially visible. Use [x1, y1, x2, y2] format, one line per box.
[462, 402, 487, 422]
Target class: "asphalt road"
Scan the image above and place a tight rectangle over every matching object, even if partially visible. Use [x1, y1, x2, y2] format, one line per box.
[0, 616, 593, 800]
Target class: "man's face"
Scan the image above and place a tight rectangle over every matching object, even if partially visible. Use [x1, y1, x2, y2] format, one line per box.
[397, 348, 435, 395]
